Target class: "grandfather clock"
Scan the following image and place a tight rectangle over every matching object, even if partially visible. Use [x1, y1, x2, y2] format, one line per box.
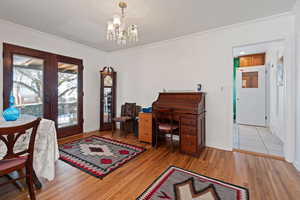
[100, 67, 116, 131]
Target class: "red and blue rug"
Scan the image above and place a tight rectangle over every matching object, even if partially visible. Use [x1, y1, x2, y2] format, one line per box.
[137, 166, 249, 200]
[59, 135, 145, 179]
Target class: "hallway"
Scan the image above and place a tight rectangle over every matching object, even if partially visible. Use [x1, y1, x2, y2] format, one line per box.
[233, 124, 284, 157]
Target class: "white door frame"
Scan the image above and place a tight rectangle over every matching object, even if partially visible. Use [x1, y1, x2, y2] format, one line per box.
[231, 37, 296, 163]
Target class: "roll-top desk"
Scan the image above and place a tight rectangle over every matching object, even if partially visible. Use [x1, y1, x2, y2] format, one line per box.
[152, 92, 206, 156]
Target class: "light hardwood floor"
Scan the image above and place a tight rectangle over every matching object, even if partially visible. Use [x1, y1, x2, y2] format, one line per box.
[1, 131, 300, 200]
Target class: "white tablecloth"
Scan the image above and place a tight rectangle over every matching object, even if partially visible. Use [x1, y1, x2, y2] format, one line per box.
[0, 115, 59, 181]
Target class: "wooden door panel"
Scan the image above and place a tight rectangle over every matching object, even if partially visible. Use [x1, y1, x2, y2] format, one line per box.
[2, 43, 84, 138]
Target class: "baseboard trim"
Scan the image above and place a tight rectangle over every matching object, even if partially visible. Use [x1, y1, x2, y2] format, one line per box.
[233, 148, 285, 161]
[294, 161, 300, 171]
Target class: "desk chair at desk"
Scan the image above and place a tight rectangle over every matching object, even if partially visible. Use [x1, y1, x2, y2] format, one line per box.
[152, 92, 206, 157]
[153, 108, 179, 151]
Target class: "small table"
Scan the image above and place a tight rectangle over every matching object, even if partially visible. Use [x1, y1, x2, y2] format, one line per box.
[0, 115, 59, 188]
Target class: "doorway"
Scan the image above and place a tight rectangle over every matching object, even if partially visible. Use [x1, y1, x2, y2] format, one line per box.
[232, 41, 285, 157]
[3, 43, 83, 138]
[236, 65, 266, 126]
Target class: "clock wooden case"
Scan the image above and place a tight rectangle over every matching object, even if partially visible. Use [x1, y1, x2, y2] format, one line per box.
[100, 67, 117, 131]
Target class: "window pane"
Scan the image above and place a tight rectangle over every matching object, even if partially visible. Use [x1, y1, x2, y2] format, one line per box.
[103, 87, 112, 123]
[13, 55, 44, 117]
[58, 62, 78, 128]
[242, 72, 258, 88]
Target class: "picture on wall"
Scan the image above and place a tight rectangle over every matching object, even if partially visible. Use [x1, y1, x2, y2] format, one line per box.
[276, 56, 284, 86]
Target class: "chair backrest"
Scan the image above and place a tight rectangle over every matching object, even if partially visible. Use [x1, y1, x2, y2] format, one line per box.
[135, 106, 142, 117]
[153, 108, 175, 125]
[121, 103, 137, 118]
[0, 118, 41, 163]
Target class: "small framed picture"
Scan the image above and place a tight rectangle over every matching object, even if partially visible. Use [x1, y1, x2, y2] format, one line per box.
[276, 56, 284, 86]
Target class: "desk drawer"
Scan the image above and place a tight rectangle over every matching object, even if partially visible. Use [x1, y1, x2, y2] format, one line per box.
[139, 113, 152, 120]
[139, 126, 152, 143]
[138, 113, 153, 144]
[180, 135, 197, 154]
[181, 125, 196, 136]
[142, 118, 152, 126]
[181, 117, 197, 126]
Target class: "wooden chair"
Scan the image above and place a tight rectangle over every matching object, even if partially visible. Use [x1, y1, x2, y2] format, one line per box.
[112, 103, 138, 137]
[0, 118, 41, 200]
[153, 108, 179, 151]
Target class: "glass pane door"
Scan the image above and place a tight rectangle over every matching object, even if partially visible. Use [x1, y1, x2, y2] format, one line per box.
[12, 54, 44, 117]
[103, 87, 112, 123]
[57, 62, 79, 128]
[3, 43, 83, 138]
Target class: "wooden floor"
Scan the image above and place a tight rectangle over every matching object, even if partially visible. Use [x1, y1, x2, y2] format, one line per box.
[1, 131, 300, 200]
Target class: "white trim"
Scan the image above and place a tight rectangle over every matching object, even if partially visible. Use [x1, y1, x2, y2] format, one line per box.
[230, 35, 296, 162]
[283, 22, 297, 162]
[294, 161, 300, 171]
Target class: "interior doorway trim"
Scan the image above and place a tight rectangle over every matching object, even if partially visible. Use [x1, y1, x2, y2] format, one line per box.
[230, 37, 296, 163]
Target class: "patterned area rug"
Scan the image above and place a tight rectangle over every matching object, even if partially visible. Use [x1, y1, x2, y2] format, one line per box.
[137, 166, 249, 200]
[59, 135, 145, 179]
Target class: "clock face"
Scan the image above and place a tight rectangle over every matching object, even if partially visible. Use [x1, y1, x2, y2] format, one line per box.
[104, 75, 113, 87]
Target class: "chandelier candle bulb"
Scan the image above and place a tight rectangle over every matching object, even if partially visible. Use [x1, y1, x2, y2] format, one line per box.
[113, 15, 121, 26]
[107, 21, 114, 31]
[106, 1, 139, 46]
[107, 21, 114, 40]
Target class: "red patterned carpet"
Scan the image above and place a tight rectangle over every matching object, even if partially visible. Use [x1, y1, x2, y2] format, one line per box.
[138, 166, 249, 200]
[59, 135, 145, 179]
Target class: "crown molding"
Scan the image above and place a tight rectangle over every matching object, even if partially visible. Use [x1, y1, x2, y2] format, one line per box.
[0, 11, 293, 54]
[110, 12, 293, 54]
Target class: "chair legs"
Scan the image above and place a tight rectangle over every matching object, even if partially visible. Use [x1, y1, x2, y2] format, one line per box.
[124, 122, 127, 138]
[124, 121, 130, 138]
[111, 122, 115, 137]
[155, 131, 176, 152]
[17, 169, 26, 191]
[112, 121, 132, 138]
[26, 166, 36, 200]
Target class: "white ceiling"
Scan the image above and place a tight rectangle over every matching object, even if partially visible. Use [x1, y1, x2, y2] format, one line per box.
[0, 0, 295, 52]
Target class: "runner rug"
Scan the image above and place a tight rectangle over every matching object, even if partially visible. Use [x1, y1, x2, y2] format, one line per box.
[137, 166, 249, 200]
[59, 135, 145, 179]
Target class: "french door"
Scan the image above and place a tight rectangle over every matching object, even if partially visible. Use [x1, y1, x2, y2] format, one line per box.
[3, 43, 83, 138]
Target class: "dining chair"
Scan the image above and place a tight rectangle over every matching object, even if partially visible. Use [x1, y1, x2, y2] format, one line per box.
[112, 103, 139, 137]
[153, 108, 179, 151]
[0, 118, 41, 200]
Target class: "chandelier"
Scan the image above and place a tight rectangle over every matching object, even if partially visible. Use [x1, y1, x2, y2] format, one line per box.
[106, 2, 139, 45]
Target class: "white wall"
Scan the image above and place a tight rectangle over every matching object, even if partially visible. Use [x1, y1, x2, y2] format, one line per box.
[0, 19, 106, 133]
[107, 14, 294, 151]
[293, 0, 300, 171]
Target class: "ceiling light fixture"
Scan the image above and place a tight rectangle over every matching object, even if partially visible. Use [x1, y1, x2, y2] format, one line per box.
[106, 2, 139, 46]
